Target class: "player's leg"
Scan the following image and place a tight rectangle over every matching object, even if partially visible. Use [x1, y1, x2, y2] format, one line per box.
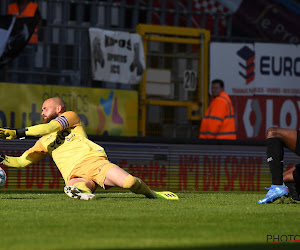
[266, 127, 297, 185]
[257, 127, 295, 204]
[63, 158, 102, 200]
[283, 166, 298, 200]
[283, 166, 296, 182]
[103, 165, 156, 198]
[103, 164, 178, 199]
[64, 177, 96, 200]
[283, 165, 300, 201]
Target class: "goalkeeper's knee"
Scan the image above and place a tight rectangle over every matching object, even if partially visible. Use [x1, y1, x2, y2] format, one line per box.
[123, 174, 156, 198]
[123, 174, 139, 190]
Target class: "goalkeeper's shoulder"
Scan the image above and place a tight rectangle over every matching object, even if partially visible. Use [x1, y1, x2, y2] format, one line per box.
[60, 111, 80, 120]
[58, 111, 81, 127]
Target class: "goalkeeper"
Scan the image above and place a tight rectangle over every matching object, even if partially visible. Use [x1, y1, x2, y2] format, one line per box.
[0, 97, 178, 200]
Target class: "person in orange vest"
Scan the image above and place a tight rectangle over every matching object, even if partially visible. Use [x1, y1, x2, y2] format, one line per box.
[8, 0, 41, 44]
[199, 79, 237, 140]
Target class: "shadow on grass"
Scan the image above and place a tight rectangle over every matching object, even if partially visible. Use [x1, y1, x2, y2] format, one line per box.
[96, 196, 150, 199]
[0, 191, 54, 199]
[0, 197, 39, 199]
[66, 243, 299, 250]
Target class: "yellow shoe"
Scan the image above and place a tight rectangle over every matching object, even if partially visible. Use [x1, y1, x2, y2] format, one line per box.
[155, 191, 179, 200]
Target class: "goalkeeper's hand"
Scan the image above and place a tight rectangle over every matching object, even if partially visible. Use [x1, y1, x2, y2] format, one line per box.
[0, 128, 17, 140]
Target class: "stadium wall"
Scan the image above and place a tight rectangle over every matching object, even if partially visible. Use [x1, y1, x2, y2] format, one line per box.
[0, 138, 298, 193]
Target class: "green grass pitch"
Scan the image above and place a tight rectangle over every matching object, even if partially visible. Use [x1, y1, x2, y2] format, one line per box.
[0, 192, 299, 250]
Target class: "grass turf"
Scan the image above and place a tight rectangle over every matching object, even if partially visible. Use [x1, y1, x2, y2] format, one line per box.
[0, 192, 299, 250]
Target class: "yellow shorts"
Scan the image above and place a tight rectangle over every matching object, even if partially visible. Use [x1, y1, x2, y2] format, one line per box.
[68, 156, 118, 190]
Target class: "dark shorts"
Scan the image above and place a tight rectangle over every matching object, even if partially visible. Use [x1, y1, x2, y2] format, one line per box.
[295, 131, 300, 157]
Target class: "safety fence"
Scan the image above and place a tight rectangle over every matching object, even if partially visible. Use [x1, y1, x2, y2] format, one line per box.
[0, 138, 297, 193]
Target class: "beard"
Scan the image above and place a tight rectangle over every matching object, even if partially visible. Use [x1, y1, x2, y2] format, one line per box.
[43, 112, 58, 124]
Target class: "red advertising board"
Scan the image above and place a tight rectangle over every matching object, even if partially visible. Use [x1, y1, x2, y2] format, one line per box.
[233, 95, 300, 140]
[0, 140, 280, 193]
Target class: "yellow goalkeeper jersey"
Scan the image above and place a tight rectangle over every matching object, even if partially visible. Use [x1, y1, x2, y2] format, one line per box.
[25, 111, 107, 182]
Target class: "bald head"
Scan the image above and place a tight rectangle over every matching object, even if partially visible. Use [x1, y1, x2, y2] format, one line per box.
[49, 97, 66, 110]
[41, 97, 66, 123]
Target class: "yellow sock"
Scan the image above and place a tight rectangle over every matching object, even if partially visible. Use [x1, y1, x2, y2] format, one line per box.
[73, 182, 92, 194]
[123, 174, 156, 198]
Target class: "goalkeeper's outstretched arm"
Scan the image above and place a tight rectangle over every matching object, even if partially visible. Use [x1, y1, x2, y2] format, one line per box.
[0, 120, 61, 140]
[0, 139, 47, 168]
[0, 97, 72, 140]
[0, 152, 36, 169]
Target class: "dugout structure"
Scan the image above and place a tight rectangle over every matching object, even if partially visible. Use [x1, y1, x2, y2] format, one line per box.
[136, 24, 210, 137]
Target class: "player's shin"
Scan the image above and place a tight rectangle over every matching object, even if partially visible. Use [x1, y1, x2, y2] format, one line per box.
[123, 174, 156, 198]
[73, 181, 93, 194]
[266, 138, 284, 185]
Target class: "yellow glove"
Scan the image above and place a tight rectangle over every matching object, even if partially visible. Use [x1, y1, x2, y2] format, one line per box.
[0, 128, 17, 140]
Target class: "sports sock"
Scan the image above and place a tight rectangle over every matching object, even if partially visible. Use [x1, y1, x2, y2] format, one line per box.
[123, 174, 156, 198]
[266, 138, 284, 185]
[73, 181, 92, 194]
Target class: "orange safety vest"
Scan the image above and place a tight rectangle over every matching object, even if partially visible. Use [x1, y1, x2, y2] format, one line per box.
[199, 91, 237, 140]
[8, 2, 39, 44]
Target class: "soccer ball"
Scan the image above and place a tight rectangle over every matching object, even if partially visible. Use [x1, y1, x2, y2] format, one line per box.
[0, 167, 6, 189]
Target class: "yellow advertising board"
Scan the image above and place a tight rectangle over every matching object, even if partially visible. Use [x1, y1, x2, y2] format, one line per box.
[0, 82, 138, 136]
